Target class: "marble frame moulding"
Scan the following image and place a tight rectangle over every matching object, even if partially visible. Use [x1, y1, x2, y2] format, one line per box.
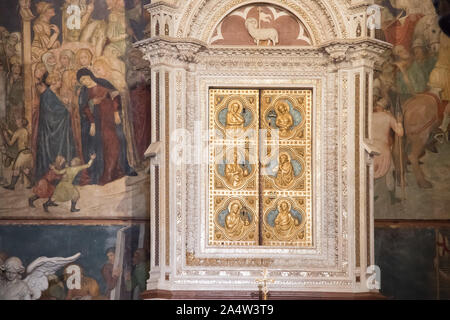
[137, 0, 391, 295]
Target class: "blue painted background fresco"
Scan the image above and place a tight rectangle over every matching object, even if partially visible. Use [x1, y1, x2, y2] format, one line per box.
[0, 224, 141, 295]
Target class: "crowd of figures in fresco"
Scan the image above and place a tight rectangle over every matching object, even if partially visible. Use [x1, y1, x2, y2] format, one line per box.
[0, 0, 151, 213]
[0, 27, 23, 187]
[372, 0, 450, 207]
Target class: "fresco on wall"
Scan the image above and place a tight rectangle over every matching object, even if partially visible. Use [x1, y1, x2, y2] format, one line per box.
[373, 0, 450, 219]
[0, 223, 150, 300]
[375, 226, 450, 299]
[0, 0, 151, 219]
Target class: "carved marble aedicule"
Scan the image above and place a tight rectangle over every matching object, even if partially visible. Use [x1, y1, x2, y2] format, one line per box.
[138, 0, 390, 293]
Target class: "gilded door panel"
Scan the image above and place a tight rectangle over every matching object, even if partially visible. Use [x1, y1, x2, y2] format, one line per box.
[208, 89, 312, 247]
[262, 196, 311, 246]
[261, 146, 306, 191]
[209, 89, 259, 246]
[213, 144, 258, 191]
[212, 196, 259, 245]
[260, 90, 310, 142]
[210, 89, 259, 142]
[261, 90, 313, 247]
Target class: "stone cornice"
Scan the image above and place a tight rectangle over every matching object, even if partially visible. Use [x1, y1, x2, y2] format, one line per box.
[136, 35, 392, 70]
[202, 45, 324, 58]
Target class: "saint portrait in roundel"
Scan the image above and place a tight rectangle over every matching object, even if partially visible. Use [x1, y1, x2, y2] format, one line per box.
[215, 96, 255, 140]
[274, 152, 294, 187]
[215, 199, 253, 241]
[224, 200, 250, 239]
[273, 200, 300, 240]
[265, 199, 305, 242]
[216, 147, 253, 190]
[265, 97, 304, 139]
[263, 149, 304, 189]
[274, 101, 293, 137]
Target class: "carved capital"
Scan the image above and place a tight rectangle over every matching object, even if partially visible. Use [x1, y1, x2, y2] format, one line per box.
[322, 39, 391, 69]
[19, 0, 35, 21]
[135, 37, 206, 69]
[347, 39, 392, 68]
[323, 42, 351, 64]
[175, 42, 204, 64]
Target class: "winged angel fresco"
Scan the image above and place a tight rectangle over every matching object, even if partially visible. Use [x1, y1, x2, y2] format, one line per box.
[0, 253, 80, 300]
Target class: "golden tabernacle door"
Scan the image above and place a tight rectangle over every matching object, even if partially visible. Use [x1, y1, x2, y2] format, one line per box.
[209, 89, 313, 247]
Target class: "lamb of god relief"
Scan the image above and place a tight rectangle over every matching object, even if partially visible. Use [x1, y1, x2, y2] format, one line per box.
[210, 4, 313, 46]
[209, 89, 312, 247]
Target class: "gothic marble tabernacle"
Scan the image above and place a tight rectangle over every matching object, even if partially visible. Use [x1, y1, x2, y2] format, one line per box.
[138, 0, 390, 295]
